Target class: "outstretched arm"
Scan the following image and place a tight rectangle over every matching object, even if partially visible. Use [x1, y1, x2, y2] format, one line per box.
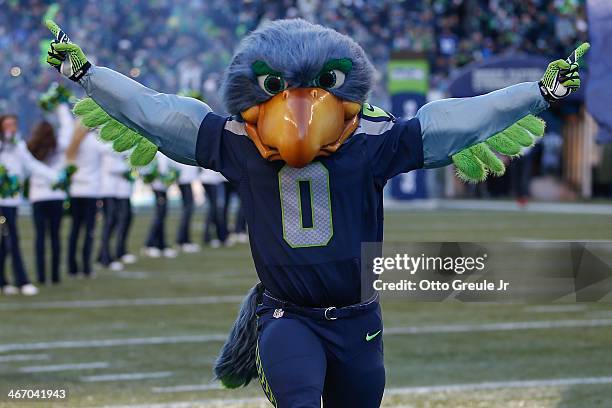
[45, 20, 207, 165]
[79, 66, 208, 165]
[418, 43, 589, 170]
[56, 103, 75, 150]
[417, 82, 547, 168]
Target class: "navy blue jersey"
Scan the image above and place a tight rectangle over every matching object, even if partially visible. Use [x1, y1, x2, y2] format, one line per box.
[196, 105, 423, 307]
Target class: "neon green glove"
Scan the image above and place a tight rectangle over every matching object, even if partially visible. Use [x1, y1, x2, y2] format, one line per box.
[45, 20, 91, 82]
[539, 43, 589, 102]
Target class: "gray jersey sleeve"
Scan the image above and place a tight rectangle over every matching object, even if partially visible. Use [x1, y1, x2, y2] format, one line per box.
[79, 65, 211, 165]
[416, 81, 549, 168]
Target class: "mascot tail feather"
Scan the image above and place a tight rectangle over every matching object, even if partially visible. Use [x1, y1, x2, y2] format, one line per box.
[214, 282, 264, 389]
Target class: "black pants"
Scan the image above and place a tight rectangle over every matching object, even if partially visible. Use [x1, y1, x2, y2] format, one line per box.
[176, 184, 194, 245]
[203, 183, 228, 243]
[68, 197, 98, 276]
[510, 153, 533, 199]
[98, 197, 117, 266]
[223, 181, 247, 234]
[225, 181, 247, 234]
[0, 206, 29, 287]
[115, 198, 132, 259]
[32, 200, 63, 284]
[98, 197, 133, 264]
[145, 190, 167, 250]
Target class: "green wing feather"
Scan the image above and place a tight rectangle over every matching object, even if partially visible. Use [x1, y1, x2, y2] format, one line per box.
[485, 133, 522, 156]
[517, 115, 546, 137]
[73, 98, 158, 166]
[131, 138, 159, 166]
[99, 120, 126, 141]
[113, 130, 141, 152]
[452, 114, 546, 183]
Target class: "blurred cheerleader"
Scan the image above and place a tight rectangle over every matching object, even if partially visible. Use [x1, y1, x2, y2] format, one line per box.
[97, 148, 135, 270]
[142, 153, 178, 258]
[173, 161, 200, 253]
[66, 123, 106, 277]
[200, 168, 229, 248]
[0, 114, 59, 295]
[27, 103, 73, 285]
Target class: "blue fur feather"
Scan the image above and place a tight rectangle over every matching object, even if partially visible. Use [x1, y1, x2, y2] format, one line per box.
[221, 19, 375, 115]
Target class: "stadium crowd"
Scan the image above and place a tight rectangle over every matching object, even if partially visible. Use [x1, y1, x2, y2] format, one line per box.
[1, 0, 588, 127]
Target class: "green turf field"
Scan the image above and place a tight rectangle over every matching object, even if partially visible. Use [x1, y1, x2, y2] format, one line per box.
[1, 208, 611, 407]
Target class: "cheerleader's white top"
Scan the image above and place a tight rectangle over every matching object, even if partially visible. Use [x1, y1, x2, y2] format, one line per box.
[173, 161, 200, 185]
[29, 104, 72, 203]
[100, 148, 132, 199]
[150, 152, 170, 192]
[200, 168, 227, 185]
[69, 131, 106, 198]
[0, 139, 58, 207]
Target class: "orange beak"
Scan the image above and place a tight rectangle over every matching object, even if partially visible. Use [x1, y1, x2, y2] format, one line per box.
[241, 88, 361, 168]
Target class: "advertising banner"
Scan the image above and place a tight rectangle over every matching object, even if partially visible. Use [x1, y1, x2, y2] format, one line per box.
[388, 56, 429, 199]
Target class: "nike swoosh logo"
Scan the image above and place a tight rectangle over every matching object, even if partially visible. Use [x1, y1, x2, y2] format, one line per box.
[365, 330, 382, 342]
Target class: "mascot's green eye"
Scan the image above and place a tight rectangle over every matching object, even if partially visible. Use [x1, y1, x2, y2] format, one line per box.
[315, 70, 345, 89]
[258, 75, 286, 96]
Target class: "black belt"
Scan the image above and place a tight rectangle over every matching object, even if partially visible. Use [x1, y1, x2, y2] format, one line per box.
[262, 292, 379, 321]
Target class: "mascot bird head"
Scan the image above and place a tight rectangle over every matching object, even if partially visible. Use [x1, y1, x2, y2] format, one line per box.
[221, 19, 375, 168]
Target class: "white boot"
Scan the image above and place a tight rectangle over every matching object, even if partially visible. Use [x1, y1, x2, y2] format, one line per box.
[163, 248, 178, 258]
[2, 285, 19, 295]
[142, 247, 162, 258]
[121, 254, 138, 264]
[181, 243, 201, 253]
[20, 284, 39, 296]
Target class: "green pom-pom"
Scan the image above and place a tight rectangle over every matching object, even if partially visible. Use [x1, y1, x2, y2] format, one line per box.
[452, 149, 486, 182]
[486, 133, 522, 156]
[502, 125, 534, 148]
[112, 130, 141, 152]
[469, 143, 505, 176]
[73, 98, 99, 117]
[130, 138, 158, 166]
[99, 120, 128, 142]
[517, 115, 546, 137]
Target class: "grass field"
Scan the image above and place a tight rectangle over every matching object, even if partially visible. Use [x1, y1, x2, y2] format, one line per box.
[1, 207, 611, 407]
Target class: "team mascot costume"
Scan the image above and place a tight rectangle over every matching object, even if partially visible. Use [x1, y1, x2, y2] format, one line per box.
[45, 18, 587, 407]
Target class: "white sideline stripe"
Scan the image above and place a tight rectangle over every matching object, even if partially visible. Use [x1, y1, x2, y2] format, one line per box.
[383, 318, 612, 335]
[19, 361, 109, 373]
[149, 376, 612, 397]
[97, 397, 266, 408]
[525, 305, 589, 313]
[81, 371, 173, 382]
[152, 384, 222, 393]
[113, 271, 150, 279]
[3, 318, 612, 353]
[0, 295, 244, 311]
[0, 353, 49, 362]
[0, 334, 227, 352]
[385, 198, 612, 215]
[385, 376, 612, 395]
[97, 376, 612, 408]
